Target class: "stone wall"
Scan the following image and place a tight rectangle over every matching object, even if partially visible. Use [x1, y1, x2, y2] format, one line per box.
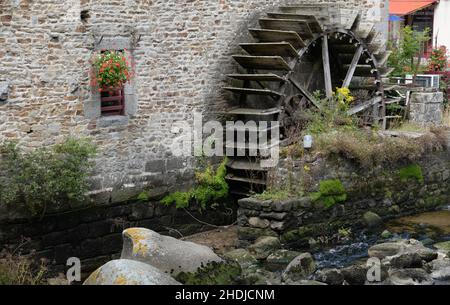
[0, 198, 236, 279]
[410, 91, 444, 126]
[237, 148, 450, 248]
[0, 0, 387, 203]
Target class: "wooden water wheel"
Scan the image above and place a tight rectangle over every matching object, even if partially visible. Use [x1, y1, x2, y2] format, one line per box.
[223, 4, 391, 195]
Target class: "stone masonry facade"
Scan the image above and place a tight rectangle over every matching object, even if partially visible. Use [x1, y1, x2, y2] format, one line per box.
[0, 0, 387, 204]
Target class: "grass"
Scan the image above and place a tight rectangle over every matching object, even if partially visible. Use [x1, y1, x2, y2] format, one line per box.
[0, 246, 47, 285]
[253, 189, 291, 201]
[313, 127, 447, 169]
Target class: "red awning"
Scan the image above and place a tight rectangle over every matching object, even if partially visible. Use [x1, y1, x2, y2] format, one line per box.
[390, 0, 437, 16]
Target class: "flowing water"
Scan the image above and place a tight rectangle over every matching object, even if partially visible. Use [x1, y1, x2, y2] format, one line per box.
[313, 208, 450, 270]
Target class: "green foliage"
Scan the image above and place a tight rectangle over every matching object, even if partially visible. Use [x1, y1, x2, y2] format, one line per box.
[311, 179, 347, 209]
[388, 26, 431, 77]
[304, 88, 359, 137]
[398, 164, 424, 184]
[0, 138, 97, 217]
[161, 158, 229, 210]
[253, 189, 291, 201]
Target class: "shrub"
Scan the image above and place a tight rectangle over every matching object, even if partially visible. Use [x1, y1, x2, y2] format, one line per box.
[0, 138, 97, 218]
[311, 179, 347, 209]
[161, 158, 229, 210]
[428, 46, 448, 72]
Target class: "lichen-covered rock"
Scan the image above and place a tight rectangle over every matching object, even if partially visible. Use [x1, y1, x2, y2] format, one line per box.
[223, 249, 257, 268]
[369, 239, 437, 262]
[428, 258, 450, 281]
[389, 252, 423, 269]
[121, 228, 223, 276]
[313, 268, 345, 285]
[83, 259, 181, 285]
[266, 249, 301, 271]
[387, 268, 433, 285]
[363, 211, 382, 228]
[239, 265, 282, 285]
[248, 217, 270, 229]
[341, 265, 369, 285]
[282, 253, 316, 282]
[247, 236, 281, 260]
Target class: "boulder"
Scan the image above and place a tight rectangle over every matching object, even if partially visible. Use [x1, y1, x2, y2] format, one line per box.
[387, 268, 433, 285]
[240, 265, 282, 285]
[389, 252, 423, 269]
[287, 280, 327, 285]
[266, 249, 301, 271]
[313, 268, 345, 285]
[247, 236, 281, 260]
[121, 228, 223, 276]
[282, 253, 316, 282]
[429, 258, 450, 281]
[223, 249, 257, 268]
[83, 259, 181, 285]
[248, 217, 270, 229]
[363, 211, 383, 228]
[369, 239, 437, 262]
[341, 265, 368, 285]
[434, 241, 450, 252]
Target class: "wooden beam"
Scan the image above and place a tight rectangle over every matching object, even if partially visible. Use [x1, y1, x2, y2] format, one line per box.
[289, 76, 321, 110]
[322, 35, 333, 98]
[347, 96, 382, 116]
[342, 45, 363, 88]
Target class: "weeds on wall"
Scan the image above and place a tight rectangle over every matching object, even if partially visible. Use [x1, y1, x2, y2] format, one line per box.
[161, 158, 229, 210]
[0, 138, 97, 218]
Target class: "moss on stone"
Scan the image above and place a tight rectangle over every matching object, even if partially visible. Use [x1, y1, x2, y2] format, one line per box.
[398, 164, 424, 184]
[310, 179, 347, 209]
[137, 191, 149, 202]
[175, 260, 241, 285]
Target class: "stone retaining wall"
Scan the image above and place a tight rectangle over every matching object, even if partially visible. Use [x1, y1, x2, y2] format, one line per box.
[0, 199, 236, 278]
[237, 149, 450, 249]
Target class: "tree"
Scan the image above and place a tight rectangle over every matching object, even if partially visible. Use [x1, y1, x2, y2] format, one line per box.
[388, 26, 431, 78]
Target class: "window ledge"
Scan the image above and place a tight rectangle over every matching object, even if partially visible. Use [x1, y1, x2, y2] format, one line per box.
[97, 115, 129, 128]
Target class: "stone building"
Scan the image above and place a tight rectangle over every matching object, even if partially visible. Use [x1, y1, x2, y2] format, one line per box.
[0, 0, 388, 204]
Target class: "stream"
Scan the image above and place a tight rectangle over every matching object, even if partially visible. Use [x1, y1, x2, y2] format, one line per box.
[313, 207, 450, 270]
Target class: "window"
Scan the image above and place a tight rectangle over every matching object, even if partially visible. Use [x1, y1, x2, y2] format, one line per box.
[100, 87, 125, 116]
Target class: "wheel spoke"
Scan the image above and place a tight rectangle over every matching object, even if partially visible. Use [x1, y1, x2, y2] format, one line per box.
[322, 35, 333, 98]
[342, 44, 364, 88]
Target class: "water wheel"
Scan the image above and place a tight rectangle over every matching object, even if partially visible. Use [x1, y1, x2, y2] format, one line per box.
[223, 4, 391, 195]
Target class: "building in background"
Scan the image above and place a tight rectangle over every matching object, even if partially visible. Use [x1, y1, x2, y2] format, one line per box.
[389, 0, 450, 60]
